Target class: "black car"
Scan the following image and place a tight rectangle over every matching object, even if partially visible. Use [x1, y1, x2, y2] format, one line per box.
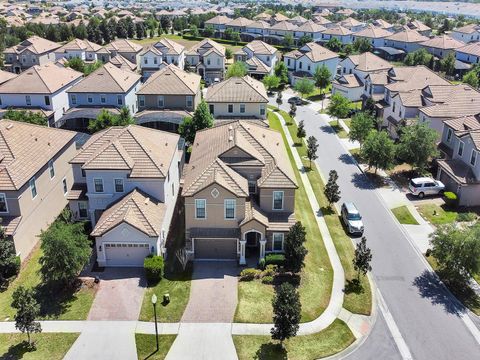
[288, 96, 303, 106]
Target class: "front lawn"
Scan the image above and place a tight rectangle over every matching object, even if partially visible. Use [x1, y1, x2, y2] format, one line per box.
[329, 120, 348, 139]
[417, 204, 457, 225]
[135, 334, 176, 360]
[392, 206, 419, 225]
[235, 280, 274, 323]
[233, 319, 355, 360]
[0, 333, 79, 360]
[0, 246, 96, 321]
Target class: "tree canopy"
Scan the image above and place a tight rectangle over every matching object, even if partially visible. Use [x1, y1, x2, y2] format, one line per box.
[294, 79, 314, 98]
[88, 107, 134, 133]
[274, 62, 289, 85]
[271, 283, 301, 345]
[361, 130, 396, 173]
[353, 237, 372, 281]
[178, 100, 214, 144]
[349, 112, 375, 147]
[327, 93, 351, 119]
[226, 61, 248, 78]
[306, 135, 319, 169]
[324, 170, 341, 206]
[397, 122, 438, 173]
[12, 286, 42, 346]
[3, 109, 48, 126]
[263, 74, 280, 92]
[284, 222, 308, 273]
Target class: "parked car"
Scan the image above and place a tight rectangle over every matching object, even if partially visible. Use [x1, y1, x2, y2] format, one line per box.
[408, 177, 445, 198]
[288, 96, 303, 106]
[341, 202, 364, 235]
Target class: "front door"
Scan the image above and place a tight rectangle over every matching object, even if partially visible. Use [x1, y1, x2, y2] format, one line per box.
[245, 231, 261, 247]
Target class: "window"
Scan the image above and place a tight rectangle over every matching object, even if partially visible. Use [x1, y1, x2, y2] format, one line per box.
[207, 59, 211, 65]
[144, 57, 148, 64]
[248, 180, 256, 194]
[260, 104, 266, 116]
[446, 128, 453, 142]
[154, 57, 158, 65]
[172, 183, 174, 196]
[48, 160, 55, 179]
[25, 95, 31, 106]
[139, 95, 145, 107]
[273, 191, 284, 210]
[471, 150, 477, 166]
[0, 193, 8, 213]
[308, 64, 311, 71]
[240, 103, 245, 113]
[71, 94, 77, 105]
[0, 96, 2, 105]
[458, 141, 464, 156]
[273, 233, 284, 251]
[81, 169, 86, 177]
[44, 96, 50, 106]
[392, 102, 396, 113]
[209, 104, 214, 114]
[117, 95, 123, 106]
[62, 178, 68, 195]
[195, 199, 206, 219]
[157, 95, 164, 108]
[299, 62, 303, 69]
[100, 95, 106, 103]
[266, 56, 270, 62]
[78, 202, 88, 218]
[87, 94, 93, 103]
[186, 96, 193, 108]
[287, 58, 291, 66]
[94, 178, 104, 193]
[114, 178, 124, 193]
[228, 104, 234, 113]
[29, 177, 37, 199]
[224, 199, 236, 219]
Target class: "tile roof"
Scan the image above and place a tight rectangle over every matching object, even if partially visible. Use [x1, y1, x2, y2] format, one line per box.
[340, 17, 363, 28]
[56, 38, 102, 53]
[300, 42, 339, 62]
[385, 66, 449, 93]
[437, 158, 478, 184]
[313, 15, 332, 25]
[244, 40, 277, 56]
[454, 23, 480, 34]
[322, 25, 353, 36]
[372, 19, 393, 29]
[91, 188, 165, 237]
[226, 17, 253, 27]
[444, 114, 480, 133]
[354, 24, 392, 39]
[0, 70, 16, 85]
[137, 64, 200, 95]
[295, 20, 326, 33]
[420, 85, 480, 118]
[273, 13, 289, 22]
[71, 125, 179, 178]
[270, 20, 298, 31]
[246, 56, 271, 74]
[0, 120, 77, 190]
[334, 74, 362, 88]
[290, 15, 307, 23]
[4, 36, 60, 55]
[67, 63, 140, 93]
[240, 199, 269, 227]
[456, 42, 480, 57]
[153, 38, 185, 55]
[0, 63, 82, 94]
[205, 15, 231, 25]
[205, 76, 268, 103]
[385, 28, 429, 43]
[187, 38, 225, 56]
[109, 54, 137, 71]
[420, 35, 465, 50]
[408, 20, 431, 32]
[347, 52, 392, 72]
[103, 39, 143, 53]
[246, 20, 270, 30]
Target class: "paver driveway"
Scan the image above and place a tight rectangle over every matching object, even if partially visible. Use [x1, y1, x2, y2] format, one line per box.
[87, 267, 146, 321]
[181, 261, 238, 323]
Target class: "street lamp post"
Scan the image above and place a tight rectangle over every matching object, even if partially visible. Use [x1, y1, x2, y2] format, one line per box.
[151, 294, 159, 351]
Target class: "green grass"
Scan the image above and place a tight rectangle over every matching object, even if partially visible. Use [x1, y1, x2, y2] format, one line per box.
[349, 101, 362, 110]
[0, 333, 79, 360]
[329, 119, 348, 139]
[233, 319, 355, 360]
[305, 85, 332, 102]
[0, 247, 96, 321]
[278, 109, 372, 315]
[135, 334, 176, 360]
[417, 204, 458, 225]
[391, 206, 419, 225]
[235, 280, 275, 323]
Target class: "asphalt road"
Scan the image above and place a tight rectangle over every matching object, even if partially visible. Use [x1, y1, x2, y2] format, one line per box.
[270, 97, 480, 360]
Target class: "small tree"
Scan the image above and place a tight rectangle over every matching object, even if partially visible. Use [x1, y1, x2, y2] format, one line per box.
[231, 31, 241, 45]
[306, 135, 318, 169]
[226, 61, 248, 78]
[313, 65, 331, 109]
[263, 74, 280, 93]
[274, 62, 289, 85]
[324, 170, 341, 206]
[397, 122, 438, 173]
[296, 120, 306, 144]
[11, 286, 42, 347]
[276, 91, 283, 109]
[361, 130, 396, 173]
[289, 103, 297, 118]
[325, 37, 342, 52]
[327, 93, 351, 120]
[225, 48, 233, 60]
[284, 222, 308, 273]
[440, 53, 456, 76]
[283, 33, 294, 49]
[204, 25, 214, 37]
[353, 237, 372, 281]
[178, 100, 214, 144]
[353, 38, 373, 53]
[463, 70, 479, 88]
[271, 283, 301, 347]
[294, 78, 314, 99]
[0, 228, 20, 284]
[349, 112, 374, 148]
[190, 25, 199, 37]
[65, 57, 85, 73]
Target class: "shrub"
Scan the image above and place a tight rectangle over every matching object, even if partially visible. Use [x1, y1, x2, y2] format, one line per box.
[144, 255, 164, 284]
[258, 258, 266, 270]
[457, 212, 477, 222]
[265, 254, 285, 266]
[444, 192, 458, 208]
[263, 264, 278, 277]
[240, 268, 260, 281]
[262, 275, 274, 284]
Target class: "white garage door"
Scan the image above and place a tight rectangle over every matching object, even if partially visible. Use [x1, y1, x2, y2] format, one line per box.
[104, 243, 150, 267]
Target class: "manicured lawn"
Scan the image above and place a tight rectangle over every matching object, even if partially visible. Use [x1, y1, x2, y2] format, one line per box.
[0, 333, 79, 360]
[305, 85, 332, 102]
[235, 280, 275, 323]
[329, 119, 348, 139]
[233, 319, 355, 360]
[135, 334, 176, 360]
[417, 204, 457, 225]
[278, 109, 372, 315]
[0, 246, 96, 321]
[349, 101, 362, 110]
[391, 206, 419, 225]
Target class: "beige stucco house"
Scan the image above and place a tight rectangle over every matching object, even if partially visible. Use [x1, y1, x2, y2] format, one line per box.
[186, 38, 226, 85]
[4, 36, 61, 73]
[182, 120, 297, 264]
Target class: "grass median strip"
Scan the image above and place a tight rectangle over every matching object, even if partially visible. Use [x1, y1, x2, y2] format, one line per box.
[391, 206, 419, 225]
[135, 334, 177, 360]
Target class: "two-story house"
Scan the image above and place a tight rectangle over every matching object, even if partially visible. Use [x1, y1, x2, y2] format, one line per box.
[339, 17, 366, 33]
[234, 40, 279, 78]
[205, 76, 268, 120]
[182, 120, 297, 263]
[0, 63, 83, 125]
[139, 38, 185, 79]
[436, 115, 480, 206]
[352, 24, 393, 49]
[69, 125, 184, 266]
[455, 42, 480, 65]
[245, 21, 271, 38]
[96, 39, 143, 65]
[225, 17, 253, 33]
[320, 25, 353, 44]
[185, 38, 225, 84]
[451, 24, 480, 44]
[0, 120, 79, 260]
[204, 15, 231, 31]
[384, 28, 429, 53]
[61, 63, 141, 130]
[420, 35, 465, 59]
[136, 64, 201, 131]
[54, 38, 102, 63]
[4, 36, 61, 73]
[293, 20, 326, 42]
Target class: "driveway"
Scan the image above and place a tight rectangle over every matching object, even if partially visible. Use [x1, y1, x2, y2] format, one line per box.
[87, 267, 146, 321]
[181, 261, 238, 323]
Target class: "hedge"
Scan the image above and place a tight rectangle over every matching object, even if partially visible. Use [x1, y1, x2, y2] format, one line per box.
[144, 255, 164, 284]
[265, 253, 285, 266]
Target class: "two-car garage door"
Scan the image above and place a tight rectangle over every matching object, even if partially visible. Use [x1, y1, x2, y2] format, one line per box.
[194, 238, 237, 260]
[104, 243, 150, 266]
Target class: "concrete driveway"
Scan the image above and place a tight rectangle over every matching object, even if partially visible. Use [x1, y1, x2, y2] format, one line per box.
[87, 267, 146, 321]
[181, 261, 238, 323]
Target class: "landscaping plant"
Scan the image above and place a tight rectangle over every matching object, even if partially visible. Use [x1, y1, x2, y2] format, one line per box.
[324, 170, 341, 206]
[144, 255, 165, 284]
[271, 283, 301, 347]
[284, 222, 308, 274]
[353, 237, 372, 282]
[11, 286, 42, 348]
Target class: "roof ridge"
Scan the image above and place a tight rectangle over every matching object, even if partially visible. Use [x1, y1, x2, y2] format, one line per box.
[126, 126, 165, 177]
[32, 65, 52, 93]
[129, 190, 158, 236]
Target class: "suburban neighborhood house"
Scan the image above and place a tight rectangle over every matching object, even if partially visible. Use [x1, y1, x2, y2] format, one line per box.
[135, 64, 201, 131]
[4, 36, 61, 74]
[139, 38, 185, 79]
[234, 40, 279, 78]
[96, 39, 143, 65]
[436, 115, 480, 206]
[0, 120, 78, 259]
[61, 63, 141, 130]
[384, 27, 429, 52]
[451, 23, 480, 43]
[182, 120, 297, 263]
[352, 24, 394, 49]
[419, 35, 465, 58]
[54, 38, 102, 62]
[455, 42, 480, 65]
[0, 63, 83, 125]
[69, 125, 184, 267]
[185, 38, 226, 84]
[205, 75, 268, 120]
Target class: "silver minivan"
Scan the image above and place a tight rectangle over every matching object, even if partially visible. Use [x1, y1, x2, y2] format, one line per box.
[408, 177, 445, 198]
[341, 202, 364, 235]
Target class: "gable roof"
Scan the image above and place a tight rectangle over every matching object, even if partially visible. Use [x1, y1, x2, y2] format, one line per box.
[67, 63, 140, 93]
[385, 65, 449, 93]
[244, 40, 277, 56]
[300, 42, 339, 62]
[408, 20, 431, 32]
[205, 76, 268, 103]
[109, 54, 137, 71]
[420, 85, 480, 118]
[91, 188, 165, 237]
[456, 42, 480, 57]
[153, 38, 185, 55]
[322, 25, 352, 36]
[420, 35, 465, 50]
[354, 24, 392, 39]
[340, 17, 363, 28]
[71, 125, 179, 178]
[386, 28, 429, 43]
[137, 64, 200, 95]
[0, 63, 82, 94]
[188, 38, 225, 56]
[226, 17, 253, 27]
[5, 36, 60, 55]
[103, 39, 142, 53]
[205, 15, 231, 25]
[0, 119, 77, 190]
[444, 115, 480, 134]
[454, 23, 480, 35]
[56, 38, 102, 53]
[295, 20, 326, 33]
[346, 52, 392, 72]
[246, 20, 270, 30]
[0, 70, 17, 85]
[270, 21, 297, 31]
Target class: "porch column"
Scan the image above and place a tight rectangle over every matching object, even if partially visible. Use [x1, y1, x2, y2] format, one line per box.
[259, 238, 266, 262]
[239, 240, 246, 265]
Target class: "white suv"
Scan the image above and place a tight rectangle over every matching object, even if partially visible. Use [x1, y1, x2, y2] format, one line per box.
[408, 177, 445, 198]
